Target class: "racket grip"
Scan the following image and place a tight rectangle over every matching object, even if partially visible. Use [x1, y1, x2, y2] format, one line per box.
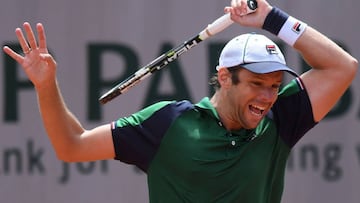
[199, 13, 234, 40]
[199, 0, 258, 40]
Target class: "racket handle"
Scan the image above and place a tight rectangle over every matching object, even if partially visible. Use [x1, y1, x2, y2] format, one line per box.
[199, 0, 258, 40]
[199, 13, 234, 40]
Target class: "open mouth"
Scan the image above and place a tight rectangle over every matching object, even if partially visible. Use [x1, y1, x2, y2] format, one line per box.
[249, 104, 265, 117]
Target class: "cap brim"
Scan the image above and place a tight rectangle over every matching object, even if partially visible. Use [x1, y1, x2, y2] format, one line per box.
[242, 62, 298, 77]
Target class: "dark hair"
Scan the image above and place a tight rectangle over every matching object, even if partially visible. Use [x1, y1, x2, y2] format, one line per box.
[209, 65, 242, 91]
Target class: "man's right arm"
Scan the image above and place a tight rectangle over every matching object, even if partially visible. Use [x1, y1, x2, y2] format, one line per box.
[36, 78, 115, 162]
[3, 22, 116, 162]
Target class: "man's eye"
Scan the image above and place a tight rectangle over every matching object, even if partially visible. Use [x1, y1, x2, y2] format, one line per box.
[252, 82, 262, 86]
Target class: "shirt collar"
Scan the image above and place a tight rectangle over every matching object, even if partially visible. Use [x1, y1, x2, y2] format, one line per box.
[195, 97, 257, 138]
[195, 97, 220, 120]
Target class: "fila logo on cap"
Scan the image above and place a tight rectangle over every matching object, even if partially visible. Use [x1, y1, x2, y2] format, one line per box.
[266, 45, 278, 55]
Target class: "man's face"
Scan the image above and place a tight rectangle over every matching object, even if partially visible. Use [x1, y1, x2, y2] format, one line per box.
[225, 68, 283, 129]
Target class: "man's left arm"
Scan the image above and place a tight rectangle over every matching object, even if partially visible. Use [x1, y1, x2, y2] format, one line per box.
[226, 0, 358, 122]
[294, 27, 358, 122]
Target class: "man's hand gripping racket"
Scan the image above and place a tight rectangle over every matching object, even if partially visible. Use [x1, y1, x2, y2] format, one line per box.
[99, 0, 257, 104]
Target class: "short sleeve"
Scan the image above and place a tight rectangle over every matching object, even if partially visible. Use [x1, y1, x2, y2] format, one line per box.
[272, 78, 318, 148]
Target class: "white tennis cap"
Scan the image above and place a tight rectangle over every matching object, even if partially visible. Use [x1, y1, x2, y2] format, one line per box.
[217, 33, 298, 76]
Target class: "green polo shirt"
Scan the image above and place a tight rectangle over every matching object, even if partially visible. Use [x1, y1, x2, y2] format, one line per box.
[111, 78, 317, 203]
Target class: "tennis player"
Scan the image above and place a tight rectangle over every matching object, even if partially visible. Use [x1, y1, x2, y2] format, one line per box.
[3, 0, 357, 202]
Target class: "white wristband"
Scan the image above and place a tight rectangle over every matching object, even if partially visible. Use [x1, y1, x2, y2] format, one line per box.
[278, 16, 308, 46]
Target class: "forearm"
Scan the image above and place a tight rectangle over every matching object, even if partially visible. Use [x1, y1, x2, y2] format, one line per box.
[261, 6, 358, 121]
[294, 26, 358, 121]
[294, 26, 357, 73]
[36, 79, 85, 160]
[4, 22, 115, 162]
[230, 1, 358, 120]
[259, 5, 357, 73]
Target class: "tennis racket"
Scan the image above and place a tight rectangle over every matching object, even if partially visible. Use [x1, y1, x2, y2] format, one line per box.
[99, 0, 257, 104]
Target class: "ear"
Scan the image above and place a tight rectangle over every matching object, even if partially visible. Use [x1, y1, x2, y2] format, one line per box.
[217, 68, 232, 89]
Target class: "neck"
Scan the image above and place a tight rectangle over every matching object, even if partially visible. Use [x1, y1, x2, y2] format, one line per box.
[210, 91, 243, 131]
